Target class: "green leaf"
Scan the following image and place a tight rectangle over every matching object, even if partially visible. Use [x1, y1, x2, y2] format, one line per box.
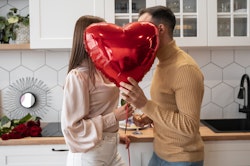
[0, 23, 5, 30]
[19, 113, 33, 124]
[3, 35, 9, 43]
[0, 116, 11, 126]
[22, 19, 29, 26]
[121, 99, 127, 106]
[10, 8, 18, 14]
[2, 121, 11, 128]
[0, 17, 6, 30]
[0, 127, 11, 136]
[13, 119, 20, 126]
[0, 116, 11, 136]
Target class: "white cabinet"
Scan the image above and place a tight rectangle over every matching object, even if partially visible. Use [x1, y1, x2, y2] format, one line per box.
[156, 0, 207, 47]
[124, 140, 250, 166]
[119, 142, 153, 166]
[29, 0, 250, 48]
[204, 140, 250, 166]
[2, 141, 250, 166]
[208, 0, 250, 46]
[105, 0, 250, 47]
[29, 0, 105, 49]
[162, 0, 250, 46]
[105, 0, 207, 47]
[0, 144, 68, 166]
[0, 143, 153, 166]
[104, 0, 156, 24]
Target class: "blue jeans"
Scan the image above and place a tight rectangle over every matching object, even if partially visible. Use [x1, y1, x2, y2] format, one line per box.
[148, 152, 204, 166]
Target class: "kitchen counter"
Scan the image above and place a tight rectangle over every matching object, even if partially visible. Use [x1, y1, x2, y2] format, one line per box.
[1, 124, 250, 145]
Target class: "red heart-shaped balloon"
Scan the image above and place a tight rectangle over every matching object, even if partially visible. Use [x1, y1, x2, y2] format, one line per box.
[84, 22, 159, 87]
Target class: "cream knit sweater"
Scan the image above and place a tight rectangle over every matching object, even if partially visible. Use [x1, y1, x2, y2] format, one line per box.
[141, 40, 204, 162]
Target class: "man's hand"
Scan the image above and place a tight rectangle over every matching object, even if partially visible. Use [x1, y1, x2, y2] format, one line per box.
[133, 114, 153, 127]
[119, 77, 148, 109]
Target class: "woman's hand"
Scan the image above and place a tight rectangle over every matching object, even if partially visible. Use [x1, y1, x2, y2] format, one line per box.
[119, 134, 131, 149]
[114, 104, 134, 121]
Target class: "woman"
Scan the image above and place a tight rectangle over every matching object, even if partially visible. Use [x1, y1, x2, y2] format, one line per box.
[61, 15, 133, 166]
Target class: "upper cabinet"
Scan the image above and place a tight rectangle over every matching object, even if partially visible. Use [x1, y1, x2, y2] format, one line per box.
[29, 0, 105, 49]
[157, 0, 207, 47]
[105, 0, 207, 47]
[105, 0, 250, 47]
[208, 0, 250, 46]
[105, 0, 155, 24]
[28, 0, 250, 48]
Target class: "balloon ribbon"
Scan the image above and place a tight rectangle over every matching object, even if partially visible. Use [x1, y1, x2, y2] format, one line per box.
[125, 104, 131, 166]
[128, 146, 131, 166]
[125, 104, 128, 134]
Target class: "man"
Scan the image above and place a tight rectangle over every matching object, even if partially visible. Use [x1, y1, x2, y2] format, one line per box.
[119, 6, 204, 166]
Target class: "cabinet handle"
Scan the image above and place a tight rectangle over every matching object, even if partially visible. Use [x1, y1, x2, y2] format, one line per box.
[52, 148, 68, 152]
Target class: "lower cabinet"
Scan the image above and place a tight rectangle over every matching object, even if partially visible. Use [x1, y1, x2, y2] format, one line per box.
[204, 140, 250, 166]
[118, 142, 153, 166]
[0, 143, 153, 166]
[122, 140, 250, 166]
[0, 144, 68, 166]
[1, 140, 250, 166]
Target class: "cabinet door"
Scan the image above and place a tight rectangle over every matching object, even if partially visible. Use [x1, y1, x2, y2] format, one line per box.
[0, 144, 68, 166]
[30, 0, 105, 49]
[118, 142, 153, 166]
[105, 0, 156, 25]
[204, 140, 250, 166]
[208, 0, 250, 46]
[103, 0, 207, 47]
[156, 0, 207, 47]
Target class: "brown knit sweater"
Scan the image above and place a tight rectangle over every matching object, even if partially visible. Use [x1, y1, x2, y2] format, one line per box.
[141, 40, 204, 162]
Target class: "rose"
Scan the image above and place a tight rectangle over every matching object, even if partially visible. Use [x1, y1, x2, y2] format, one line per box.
[29, 125, 42, 137]
[1, 133, 9, 140]
[12, 124, 28, 137]
[27, 120, 40, 127]
[8, 131, 23, 139]
[27, 120, 42, 137]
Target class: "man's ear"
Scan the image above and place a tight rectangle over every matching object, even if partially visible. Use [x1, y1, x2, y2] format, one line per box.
[158, 24, 166, 33]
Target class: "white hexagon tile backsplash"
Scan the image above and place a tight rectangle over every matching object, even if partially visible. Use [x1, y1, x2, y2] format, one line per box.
[0, 50, 70, 122]
[1, 48, 250, 122]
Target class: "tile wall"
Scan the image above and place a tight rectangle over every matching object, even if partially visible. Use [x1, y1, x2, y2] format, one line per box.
[0, 48, 249, 122]
[0, 0, 29, 20]
[0, 0, 249, 122]
[0, 50, 70, 122]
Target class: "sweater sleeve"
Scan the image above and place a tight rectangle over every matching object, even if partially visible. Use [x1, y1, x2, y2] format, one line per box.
[61, 70, 112, 153]
[142, 65, 204, 137]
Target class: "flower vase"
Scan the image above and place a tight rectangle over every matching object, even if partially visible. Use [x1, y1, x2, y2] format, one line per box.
[15, 23, 30, 44]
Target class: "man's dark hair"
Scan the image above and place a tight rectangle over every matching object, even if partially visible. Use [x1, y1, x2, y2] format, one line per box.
[139, 6, 176, 37]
